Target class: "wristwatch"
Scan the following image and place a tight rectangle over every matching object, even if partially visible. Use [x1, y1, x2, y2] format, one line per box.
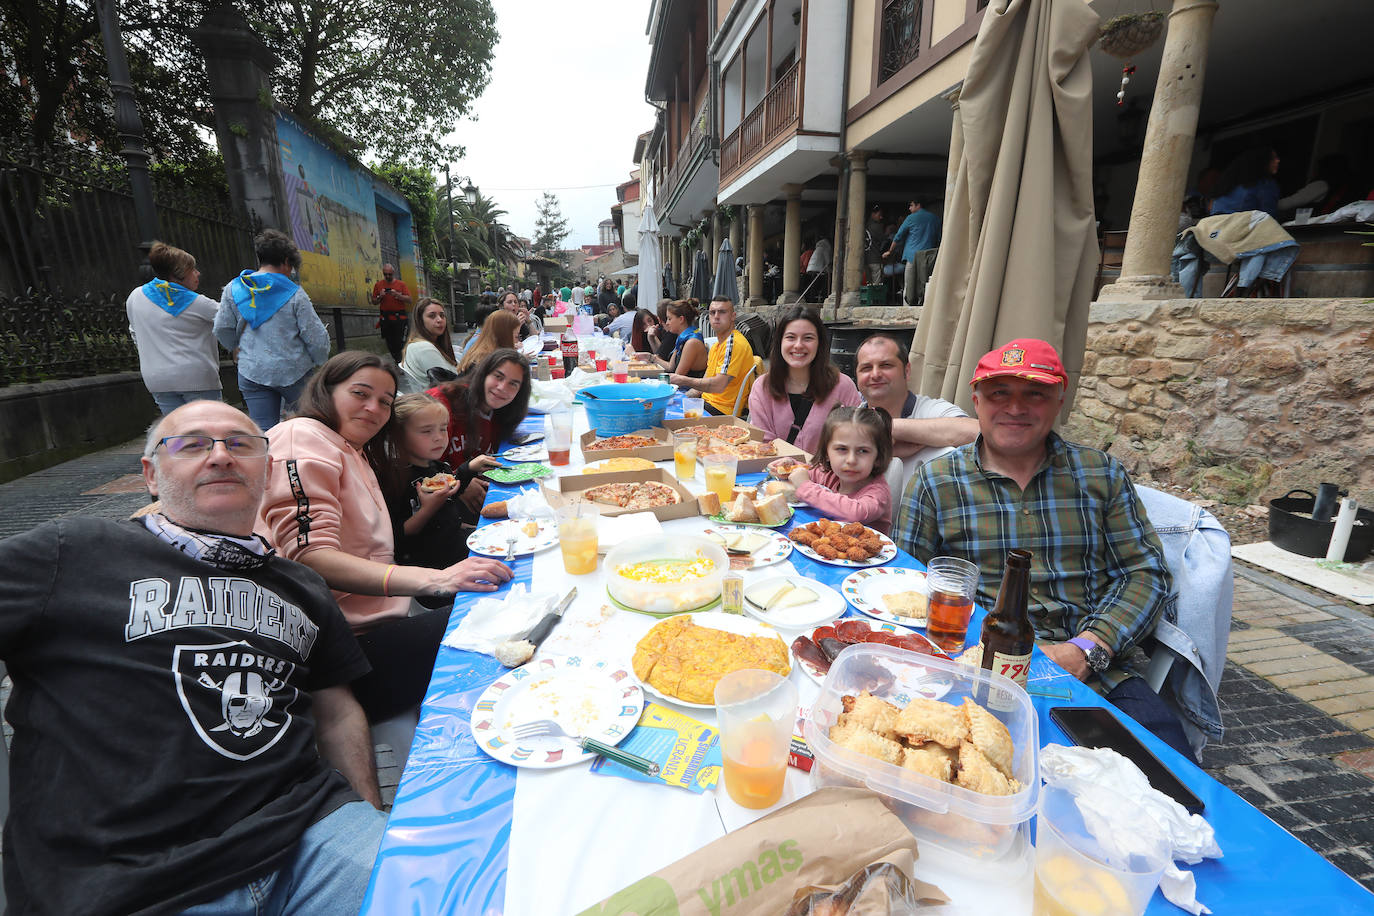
[1068, 636, 1111, 675]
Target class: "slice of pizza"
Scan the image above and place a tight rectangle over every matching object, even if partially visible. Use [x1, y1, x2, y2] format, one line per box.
[732, 439, 778, 458]
[588, 434, 659, 450]
[582, 483, 632, 507]
[624, 481, 682, 509]
[707, 425, 752, 444]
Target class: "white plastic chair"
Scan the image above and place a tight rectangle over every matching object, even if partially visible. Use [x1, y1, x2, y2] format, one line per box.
[732, 356, 762, 418]
[883, 457, 906, 505]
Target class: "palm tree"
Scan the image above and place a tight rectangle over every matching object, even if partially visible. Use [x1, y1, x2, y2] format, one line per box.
[435, 192, 522, 285]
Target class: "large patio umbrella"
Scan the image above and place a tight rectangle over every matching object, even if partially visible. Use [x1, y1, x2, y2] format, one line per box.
[637, 203, 662, 307]
[690, 248, 712, 301]
[712, 237, 740, 305]
[909, 0, 1101, 413]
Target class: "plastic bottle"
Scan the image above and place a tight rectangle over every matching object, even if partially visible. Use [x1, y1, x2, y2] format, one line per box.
[560, 325, 579, 376]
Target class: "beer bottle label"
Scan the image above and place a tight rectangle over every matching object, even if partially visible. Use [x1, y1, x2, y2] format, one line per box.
[985, 649, 1032, 712]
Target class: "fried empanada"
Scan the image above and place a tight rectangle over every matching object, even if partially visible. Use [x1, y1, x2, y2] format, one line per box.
[956, 742, 1021, 796]
[961, 697, 1015, 778]
[829, 722, 903, 766]
[838, 691, 900, 738]
[900, 742, 957, 782]
[893, 697, 968, 748]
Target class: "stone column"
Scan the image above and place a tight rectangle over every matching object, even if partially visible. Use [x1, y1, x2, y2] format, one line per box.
[729, 214, 743, 273]
[746, 204, 766, 308]
[1098, 0, 1219, 300]
[780, 184, 804, 304]
[840, 150, 871, 309]
[191, 5, 290, 231]
[671, 237, 683, 297]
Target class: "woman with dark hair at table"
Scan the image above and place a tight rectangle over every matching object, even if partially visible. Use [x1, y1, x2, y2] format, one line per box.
[126, 240, 222, 414]
[258, 350, 513, 726]
[399, 297, 459, 393]
[456, 309, 521, 376]
[647, 298, 678, 362]
[748, 304, 861, 454]
[628, 309, 659, 355]
[634, 299, 706, 379]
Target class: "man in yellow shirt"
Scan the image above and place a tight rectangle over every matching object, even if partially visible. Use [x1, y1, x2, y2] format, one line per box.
[669, 296, 754, 416]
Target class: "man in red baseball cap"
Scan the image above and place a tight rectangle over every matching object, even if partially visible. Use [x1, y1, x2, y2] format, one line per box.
[894, 339, 1198, 762]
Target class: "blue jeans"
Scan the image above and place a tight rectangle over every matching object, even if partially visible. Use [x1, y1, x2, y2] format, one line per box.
[152, 389, 222, 415]
[181, 800, 386, 916]
[1107, 676, 1200, 766]
[239, 373, 309, 431]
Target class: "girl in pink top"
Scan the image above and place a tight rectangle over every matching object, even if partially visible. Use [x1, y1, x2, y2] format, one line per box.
[788, 406, 893, 534]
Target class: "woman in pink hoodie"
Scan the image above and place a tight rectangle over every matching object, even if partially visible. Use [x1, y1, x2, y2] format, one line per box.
[258, 351, 513, 722]
[748, 305, 861, 455]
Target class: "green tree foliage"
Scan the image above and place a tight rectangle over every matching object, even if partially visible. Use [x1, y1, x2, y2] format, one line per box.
[375, 163, 440, 272]
[2, 0, 497, 168]
[532, 192, 571, 256]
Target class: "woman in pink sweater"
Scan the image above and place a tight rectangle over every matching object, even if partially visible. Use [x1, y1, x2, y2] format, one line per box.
[259, 351, 512, 721]
[748, 305, 861, 455]
[788, 406, 893, 534]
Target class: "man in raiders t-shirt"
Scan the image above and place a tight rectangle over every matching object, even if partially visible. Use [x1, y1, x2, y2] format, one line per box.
[855, 333, 981, 491]
[0, 401, 385, 915]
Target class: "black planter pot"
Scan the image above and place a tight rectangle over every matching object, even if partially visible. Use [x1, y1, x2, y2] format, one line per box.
[1268, 490, 1374, 561]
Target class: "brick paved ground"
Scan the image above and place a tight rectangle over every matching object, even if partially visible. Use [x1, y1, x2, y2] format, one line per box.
[2, 438, 1374, 883]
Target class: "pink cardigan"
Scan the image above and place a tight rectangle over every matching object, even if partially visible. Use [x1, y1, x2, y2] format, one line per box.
[747, 373, 862, 455]
[259, 417, 411, 631]
[796, 467, 892, 534]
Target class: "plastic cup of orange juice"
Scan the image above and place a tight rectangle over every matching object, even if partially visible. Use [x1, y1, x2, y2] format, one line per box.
[714, 669, 797, 809]
[557, 502, 599, 575]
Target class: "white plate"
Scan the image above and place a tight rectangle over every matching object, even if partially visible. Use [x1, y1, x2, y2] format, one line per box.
[701, 524, 793, 568]
[790, 524, 899, 568]
[470, 656, 644, 769]
[519, 336, 544, 357]
[466, 518, 559, 557]
[742, 575, 845, 630]
[791, 619, 951, 700]
[634, 610, 790, 709]
[500, 442, 548, 462]
[841, 567, 930, 626]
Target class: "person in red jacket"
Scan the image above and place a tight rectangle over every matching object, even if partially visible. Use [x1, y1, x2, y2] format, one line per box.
[371, 263, 412, 361]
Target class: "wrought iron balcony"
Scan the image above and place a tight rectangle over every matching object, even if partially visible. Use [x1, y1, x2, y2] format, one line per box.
[719, 58, 801, 187]
[880, 0, 923, 85]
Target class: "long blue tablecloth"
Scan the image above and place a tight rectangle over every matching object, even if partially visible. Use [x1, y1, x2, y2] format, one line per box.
[361, 408, 1372, 915]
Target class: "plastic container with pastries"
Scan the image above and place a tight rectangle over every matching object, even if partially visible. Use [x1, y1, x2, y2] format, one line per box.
[802, 643, 1039, 861]
[605, 535, 729, 615]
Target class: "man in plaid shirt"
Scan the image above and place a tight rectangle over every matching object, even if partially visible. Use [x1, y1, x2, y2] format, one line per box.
[894, 339, 1195, 761]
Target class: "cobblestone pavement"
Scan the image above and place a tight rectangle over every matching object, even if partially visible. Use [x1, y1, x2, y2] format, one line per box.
[2, 439, 1374, 879]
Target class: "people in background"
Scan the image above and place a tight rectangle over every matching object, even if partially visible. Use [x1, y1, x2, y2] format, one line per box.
[500, 289, 541, 339]
[458, 302, 499, 364]
[606, 301, 637, 339]
[628, 308, 659, 355]
[258, 352, 513, 725]
[671, 296, 754, 416]
[370, 263, 412, 362]
[884, 199, 942, 307]
[641, 299, 706, 379]
[786, 406, 894, 534]
[126, 240, 222, 414]
[648, 299, 678, 362]
[399, 298, 459, 393]
[748, 305, 862, 454]
[215, 229, 330, 431]
[1210, 147, 1281, 217]
[456, 309, 521, 376]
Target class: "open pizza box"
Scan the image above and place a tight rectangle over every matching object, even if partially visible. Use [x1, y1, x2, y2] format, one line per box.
[627, 361, 663, 378]
[662, 415, 811, 473]
[544, 315, 570, 332]
[543, 467, 699, 522]
[579, 426, 675, 462]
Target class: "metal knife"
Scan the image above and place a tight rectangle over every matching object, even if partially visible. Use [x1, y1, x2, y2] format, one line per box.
[525, 587, 577, 649]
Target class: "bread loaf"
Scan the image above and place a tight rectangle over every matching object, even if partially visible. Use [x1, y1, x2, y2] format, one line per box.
[696, 491, 721, 516]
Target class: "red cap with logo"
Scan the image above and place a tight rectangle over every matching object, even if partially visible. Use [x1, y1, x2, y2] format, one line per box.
[969, 339, 1068, 387]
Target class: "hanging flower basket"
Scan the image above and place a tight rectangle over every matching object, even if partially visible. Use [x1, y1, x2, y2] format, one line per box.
[1097, 11, 1165, 59]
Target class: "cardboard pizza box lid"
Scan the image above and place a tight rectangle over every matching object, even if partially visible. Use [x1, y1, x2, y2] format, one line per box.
[579, 426, 675, 462]
[542, 467, 699, 521]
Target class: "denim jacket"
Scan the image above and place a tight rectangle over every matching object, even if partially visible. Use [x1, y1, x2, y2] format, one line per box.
[1136, 486, 1231, 752]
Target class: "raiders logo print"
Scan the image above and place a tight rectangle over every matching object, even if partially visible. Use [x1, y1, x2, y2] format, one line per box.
[173, 640, 297, 760]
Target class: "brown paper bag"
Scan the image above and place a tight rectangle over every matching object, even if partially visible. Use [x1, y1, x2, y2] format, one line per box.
[576, 787, 948, 916]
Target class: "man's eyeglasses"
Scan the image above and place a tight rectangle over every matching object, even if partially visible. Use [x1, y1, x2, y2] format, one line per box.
[157, 435, 270, 458]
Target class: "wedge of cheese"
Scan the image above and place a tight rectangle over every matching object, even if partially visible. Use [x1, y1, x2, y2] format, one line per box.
[771, 585, 817, 611]
[746, 581, 793, 609]
[754, 492, 790, 526]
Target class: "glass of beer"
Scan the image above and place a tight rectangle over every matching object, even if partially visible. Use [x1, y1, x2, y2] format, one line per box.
[714, 669, 797, 810]
[557, 502, 599, 575]
[683, 396, 705, 419]
[701, 451, 737, 506]
[1034, 785, 1169, 916]
[672, 432, 698, 480]
[924, 556, 979, 653]
[544, 411, 573, 467]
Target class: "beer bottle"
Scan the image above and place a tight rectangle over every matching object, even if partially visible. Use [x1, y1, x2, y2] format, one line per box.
[978, 548, 1034, 708]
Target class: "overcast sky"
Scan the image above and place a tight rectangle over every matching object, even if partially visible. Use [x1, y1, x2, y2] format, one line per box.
[442, 0, 659, 248]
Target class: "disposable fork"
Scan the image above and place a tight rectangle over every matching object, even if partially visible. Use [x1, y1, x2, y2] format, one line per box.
[511, 719, 661, 775]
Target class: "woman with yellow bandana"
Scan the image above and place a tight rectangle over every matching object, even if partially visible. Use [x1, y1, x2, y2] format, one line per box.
[125, 241, 222, 414]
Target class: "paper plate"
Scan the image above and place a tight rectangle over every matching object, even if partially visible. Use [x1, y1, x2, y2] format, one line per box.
[841, 567, 931, 626]
[470, 656, 644, 769]
[483, 462, 555, 484]
[467, 518, 559, 557]
[500, 442, 548, 462]
[633, 611, 789, 709]
[790, 524, 898, 568]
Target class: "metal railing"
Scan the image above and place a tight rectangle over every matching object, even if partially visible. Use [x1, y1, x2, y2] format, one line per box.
[660, 96, 712, 210]
[0, 289, 140, 387]
[879, 0, 923, 84]
[720, 59, 801, 185]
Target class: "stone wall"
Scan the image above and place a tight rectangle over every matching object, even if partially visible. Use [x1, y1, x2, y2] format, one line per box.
[1064, 298, 1374, 505]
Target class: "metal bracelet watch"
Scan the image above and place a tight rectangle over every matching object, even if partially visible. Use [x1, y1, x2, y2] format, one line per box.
[1067, 636, 1111, 674]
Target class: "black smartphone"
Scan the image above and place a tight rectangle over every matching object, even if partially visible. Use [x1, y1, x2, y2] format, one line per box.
[1049, 706, 1205, 814]
[508, 431, 544, 446]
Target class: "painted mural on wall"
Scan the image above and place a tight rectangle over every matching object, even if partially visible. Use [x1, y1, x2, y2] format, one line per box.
[274, 111, 417, 308]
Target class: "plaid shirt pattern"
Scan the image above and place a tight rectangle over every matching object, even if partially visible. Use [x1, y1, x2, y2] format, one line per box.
[893, 433, 1172, 692]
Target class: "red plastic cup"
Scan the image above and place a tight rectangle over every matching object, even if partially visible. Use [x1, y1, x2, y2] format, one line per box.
[550, 365, 565, 380]
[595, 357, 608, 371]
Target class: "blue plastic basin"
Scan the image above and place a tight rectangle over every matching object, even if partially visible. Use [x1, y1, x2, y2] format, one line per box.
[575, 381, 675, 436]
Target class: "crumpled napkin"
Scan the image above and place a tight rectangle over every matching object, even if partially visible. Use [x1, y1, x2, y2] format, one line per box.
[1040, 743, 1223, 915]
[507, 488, 556, 525]
[529, 378, 575, 412]
[442, 583, 557, 656]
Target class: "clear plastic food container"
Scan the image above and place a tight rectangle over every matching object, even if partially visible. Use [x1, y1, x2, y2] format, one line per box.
[605, 535, 729, 614]
[802, 643, 1039, 861]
